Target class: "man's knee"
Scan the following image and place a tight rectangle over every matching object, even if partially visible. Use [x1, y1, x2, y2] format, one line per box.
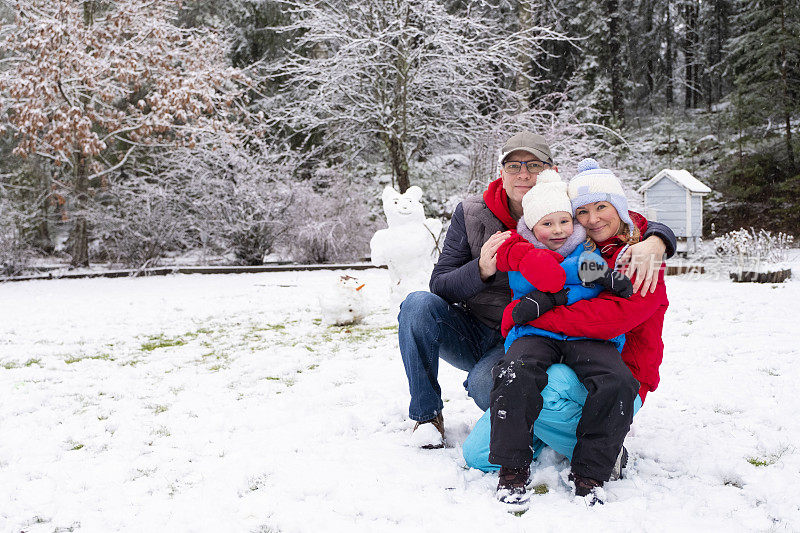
[466, 367, 493, 412]
[398, 291, 447, 329]
[464, 343, 504, 411]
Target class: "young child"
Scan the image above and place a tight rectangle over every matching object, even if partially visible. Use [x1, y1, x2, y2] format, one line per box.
[487, 169, 636, 508]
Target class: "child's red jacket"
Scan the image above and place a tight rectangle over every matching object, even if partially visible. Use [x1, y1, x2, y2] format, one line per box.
[499, 212, 669, 402]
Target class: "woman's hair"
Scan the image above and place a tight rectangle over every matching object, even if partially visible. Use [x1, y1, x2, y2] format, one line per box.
[618, 222, 641, 245]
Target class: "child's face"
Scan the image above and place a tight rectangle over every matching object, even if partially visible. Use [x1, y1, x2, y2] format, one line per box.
[533, 211, 574, 250]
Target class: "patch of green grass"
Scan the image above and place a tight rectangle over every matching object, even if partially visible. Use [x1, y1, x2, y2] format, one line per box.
[320, 324, 398, 346]
[307, 364, 319, 371]
[2, 361, 19, 370]
[65, 353, 113, 364]
[531, 483, 549, 494]
[153, 405, 169, 414]
[265, 376, 281, 381]
[141, 334, 188, 352]
[25, 358, 42, 367]
[747, 456, 773, 467]
[152, 426, 171, 437]
[258, 324, 286, 331]
[70, 443, 84, 451]
[178, 327, 215, 341]
[209, 364, 224, 372]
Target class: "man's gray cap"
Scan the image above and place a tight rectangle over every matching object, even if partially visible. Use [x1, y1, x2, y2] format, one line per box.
[498, 131, 553, 166]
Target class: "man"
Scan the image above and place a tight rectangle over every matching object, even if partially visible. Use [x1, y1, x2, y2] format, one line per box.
[398, 131, 676, 449]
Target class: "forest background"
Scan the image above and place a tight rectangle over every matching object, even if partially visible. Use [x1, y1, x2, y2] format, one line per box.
[0, 0, 798, 275]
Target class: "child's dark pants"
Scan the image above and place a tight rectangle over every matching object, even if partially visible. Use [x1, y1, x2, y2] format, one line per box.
[488, 336, 639, 481]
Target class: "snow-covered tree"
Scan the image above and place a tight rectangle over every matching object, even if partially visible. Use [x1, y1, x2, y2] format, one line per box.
[147, 133, 295, 266]
[0, 0, 252, 266]
[263, 0, 571, 192]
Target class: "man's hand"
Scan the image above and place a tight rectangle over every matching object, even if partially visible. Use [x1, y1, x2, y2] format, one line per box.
[617, 235, 666, 296]
[479, 231, 511, 281]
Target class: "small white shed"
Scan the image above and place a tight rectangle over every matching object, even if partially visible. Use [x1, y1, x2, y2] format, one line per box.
[638, 169, 712, 253]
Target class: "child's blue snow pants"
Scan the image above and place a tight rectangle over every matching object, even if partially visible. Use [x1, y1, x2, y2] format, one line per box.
[462, 363, 643, 472]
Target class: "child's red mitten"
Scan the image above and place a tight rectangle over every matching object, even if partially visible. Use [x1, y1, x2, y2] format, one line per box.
[518, 249, 566, 292]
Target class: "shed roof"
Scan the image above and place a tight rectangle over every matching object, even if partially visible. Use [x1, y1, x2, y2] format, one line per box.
[638, 169, 712, 194]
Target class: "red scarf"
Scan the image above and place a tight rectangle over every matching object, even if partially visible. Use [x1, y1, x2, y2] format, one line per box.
[483, 178, 517, 230]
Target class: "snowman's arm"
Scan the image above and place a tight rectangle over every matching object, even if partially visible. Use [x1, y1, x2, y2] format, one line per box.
[429, 203, 488, 303]
[424, 218, 443, 238]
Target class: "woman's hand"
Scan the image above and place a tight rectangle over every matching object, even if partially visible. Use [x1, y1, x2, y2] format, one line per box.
[617, 236, 666, 296]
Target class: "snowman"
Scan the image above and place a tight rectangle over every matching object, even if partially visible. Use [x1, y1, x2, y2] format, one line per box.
[370, 186, 442, 307]
[319, 275, 368, 326]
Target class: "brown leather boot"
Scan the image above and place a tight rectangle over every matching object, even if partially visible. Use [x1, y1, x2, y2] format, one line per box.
[411, 412, 445, 449]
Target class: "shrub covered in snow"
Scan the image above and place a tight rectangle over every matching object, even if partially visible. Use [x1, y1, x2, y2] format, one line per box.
[714, 228, 794, 272]
[289, 185, 376, 264]
[90, 180, 190, 269]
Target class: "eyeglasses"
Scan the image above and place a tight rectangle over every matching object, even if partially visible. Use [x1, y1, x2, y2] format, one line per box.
[503, 160, 550, 174]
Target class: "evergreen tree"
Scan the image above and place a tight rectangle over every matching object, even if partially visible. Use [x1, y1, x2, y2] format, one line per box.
[680, 0, 702, 109]
[700, 0, 732, 109]
[562, 0, 627, 126]
[728, 0, 800, 168]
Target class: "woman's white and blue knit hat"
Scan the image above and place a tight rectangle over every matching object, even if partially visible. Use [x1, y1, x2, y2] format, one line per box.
[568, 158, 633, 229]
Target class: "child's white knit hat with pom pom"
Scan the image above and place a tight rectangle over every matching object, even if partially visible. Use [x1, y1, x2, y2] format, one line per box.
[521, 169, 572, 230]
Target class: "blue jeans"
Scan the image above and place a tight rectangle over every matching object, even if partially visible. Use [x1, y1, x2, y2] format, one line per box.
[462, 363, 643, 471]
[398, 291, 504, 421]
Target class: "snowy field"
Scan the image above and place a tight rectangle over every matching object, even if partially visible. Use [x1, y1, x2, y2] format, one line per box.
[2, 260, 800, 532]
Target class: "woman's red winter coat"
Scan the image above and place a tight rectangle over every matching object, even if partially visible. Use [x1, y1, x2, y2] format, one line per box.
[499, 212, 669, 403]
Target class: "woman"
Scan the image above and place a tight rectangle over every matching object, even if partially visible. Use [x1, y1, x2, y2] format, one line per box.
[462, 159, 669, 504]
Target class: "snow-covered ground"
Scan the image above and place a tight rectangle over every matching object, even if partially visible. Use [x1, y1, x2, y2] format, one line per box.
[2, 260, 800, 532]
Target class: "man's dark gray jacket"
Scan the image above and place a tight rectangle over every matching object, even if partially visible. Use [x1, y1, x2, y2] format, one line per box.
[429, 194, 677, 330]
